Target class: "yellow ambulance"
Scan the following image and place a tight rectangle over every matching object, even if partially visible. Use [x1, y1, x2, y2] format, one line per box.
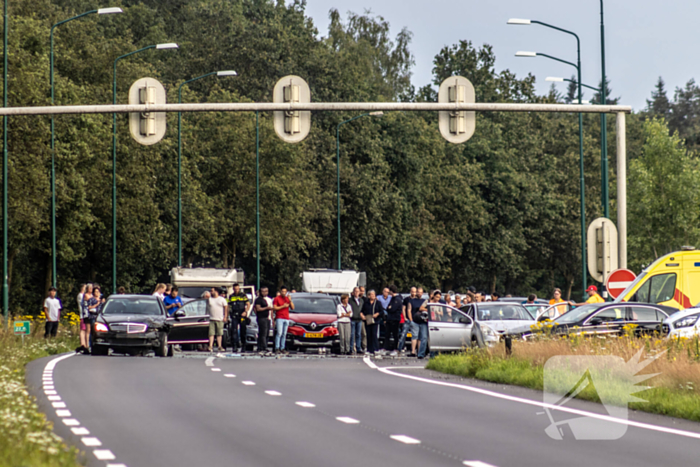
[614, 247, 700, 310]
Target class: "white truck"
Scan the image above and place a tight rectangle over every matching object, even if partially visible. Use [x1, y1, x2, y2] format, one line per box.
[300, 269, 366, 295]
[170, 267, 247, 300]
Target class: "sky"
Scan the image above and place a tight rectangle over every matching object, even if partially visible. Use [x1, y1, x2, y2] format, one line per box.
[296, 0, 700, 111]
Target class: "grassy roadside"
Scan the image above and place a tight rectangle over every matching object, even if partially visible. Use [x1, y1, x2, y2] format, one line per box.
[426, 331, 700, 422]
[0, 322, 82, 467]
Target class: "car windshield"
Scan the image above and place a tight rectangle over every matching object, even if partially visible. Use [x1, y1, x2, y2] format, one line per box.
[178, 287, 210, 299]
[289, 296, 337, 314]
[476, 304, 532, 321]
[554, 304, 603, 324]
[103, 298, 162, 315]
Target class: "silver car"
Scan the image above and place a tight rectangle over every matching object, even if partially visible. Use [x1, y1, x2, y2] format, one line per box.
[459, 302, 535, 346]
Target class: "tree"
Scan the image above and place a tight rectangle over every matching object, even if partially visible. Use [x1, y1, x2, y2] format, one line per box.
[627, 118, 700, 272]
[592, 76, 619, 104]
[646, 77, 671, 119]
[565, 75, 577, 104]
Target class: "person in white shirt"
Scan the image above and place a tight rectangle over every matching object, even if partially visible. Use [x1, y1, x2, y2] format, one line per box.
[206, 288, 228, 353]
[44, 287, 62, 339]
[152, 283, 166, 300]
[336, 294, 353, 355]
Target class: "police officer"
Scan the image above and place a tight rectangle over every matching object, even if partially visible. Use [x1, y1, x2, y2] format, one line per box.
[228, 283, 250, 352]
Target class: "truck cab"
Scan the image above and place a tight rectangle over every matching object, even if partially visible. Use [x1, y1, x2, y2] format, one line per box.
[170, 267, 248, 301]
[614, 248, 700, 310]
[300, 269, 366, 295]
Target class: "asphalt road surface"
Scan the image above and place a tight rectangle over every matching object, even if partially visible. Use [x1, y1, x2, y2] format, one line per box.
[28, 353, 700, 467]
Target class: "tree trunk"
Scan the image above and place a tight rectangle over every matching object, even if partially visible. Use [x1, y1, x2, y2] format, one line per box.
[565, 275, 574, 301]
[490, 275, 497, 294]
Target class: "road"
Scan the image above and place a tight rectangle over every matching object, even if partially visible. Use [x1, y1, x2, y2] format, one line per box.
[28, 353, 700, 467]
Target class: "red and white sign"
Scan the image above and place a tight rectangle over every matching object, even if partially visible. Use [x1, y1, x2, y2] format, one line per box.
[606, 269, 637, 299]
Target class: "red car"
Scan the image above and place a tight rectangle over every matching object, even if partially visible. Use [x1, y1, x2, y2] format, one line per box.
[285, 293, 340, 352]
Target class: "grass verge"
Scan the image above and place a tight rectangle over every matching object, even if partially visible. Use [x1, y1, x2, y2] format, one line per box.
[0, 322, 81, 467]
[426, 331, 700, 422]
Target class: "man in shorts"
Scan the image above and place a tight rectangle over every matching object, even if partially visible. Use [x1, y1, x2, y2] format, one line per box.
[207, 288, 228, 353]
[44, 287, 61, 339]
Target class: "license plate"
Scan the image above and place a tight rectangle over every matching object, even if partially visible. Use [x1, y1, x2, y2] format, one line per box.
[304, 332, 323, 338]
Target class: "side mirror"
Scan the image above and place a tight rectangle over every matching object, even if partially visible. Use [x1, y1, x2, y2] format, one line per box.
[590, 317, 603, 326]
[174, 310, 186, 319]
[459, 317, 471, 325]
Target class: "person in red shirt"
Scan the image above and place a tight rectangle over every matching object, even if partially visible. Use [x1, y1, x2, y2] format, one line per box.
[272, 286, 295, 353]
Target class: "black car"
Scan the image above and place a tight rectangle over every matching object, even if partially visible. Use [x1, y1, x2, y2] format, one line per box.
[93, 295, 171, 356]
[513, 302, 676, 339]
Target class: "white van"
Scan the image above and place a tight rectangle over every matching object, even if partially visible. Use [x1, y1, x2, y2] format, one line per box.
[170, 267, 246, 300]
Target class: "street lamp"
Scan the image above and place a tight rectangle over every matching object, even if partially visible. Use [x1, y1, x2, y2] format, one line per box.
[112, 43, 178, 293]
[177, 70, 237, 267]
[546, 76, 601, 94]
[511, 17, 588, 293]
[515, 47, 586, 292]
[50, 7, 123, 288]
[335, 112, 383, 270]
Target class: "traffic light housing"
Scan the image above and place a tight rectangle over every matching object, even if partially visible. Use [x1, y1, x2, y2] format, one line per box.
[129, 77, 167, 145]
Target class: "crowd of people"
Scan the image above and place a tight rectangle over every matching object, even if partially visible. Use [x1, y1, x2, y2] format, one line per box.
[39, 280, 607, 359]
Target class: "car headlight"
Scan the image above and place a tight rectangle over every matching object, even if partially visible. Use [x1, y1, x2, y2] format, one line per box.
[95, 322, 109, 332]
[481, 325, 496, 337]
[331, 320, 338, 328]
[674, 314, 699, 329]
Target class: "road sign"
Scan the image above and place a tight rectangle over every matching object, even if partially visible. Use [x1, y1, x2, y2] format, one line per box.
[587, 217, 619, 283]
[273, 75, 310, 143]
[13, 320, 30, 335]
[129, 77, 167, 145]
[438, 76, 475, 144]
[606, 269, 636, 299]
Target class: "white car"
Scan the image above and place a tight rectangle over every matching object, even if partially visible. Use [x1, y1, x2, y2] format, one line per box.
[459, 302, 536, 347]
[663, 307, 700, 338]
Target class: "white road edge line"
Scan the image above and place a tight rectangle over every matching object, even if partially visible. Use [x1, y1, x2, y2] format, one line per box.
[463, 461, 498, 467]
[205, 357, 215, 366]
[296, 401, 316, 408]
[62, 419, 80, 426]
[55, 409, 71, 417]
[390, 434, 421, 444]
[362, 356, 378, 369]
[369, 362, 700, 441]
[336, 417, 360, 424]
[71, 427, 90, 435]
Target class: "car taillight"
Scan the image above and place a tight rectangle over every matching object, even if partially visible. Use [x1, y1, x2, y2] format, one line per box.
[95, 322, 109, 332]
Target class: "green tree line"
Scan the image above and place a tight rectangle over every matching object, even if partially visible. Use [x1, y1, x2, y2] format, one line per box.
[1, 0, 697, 315]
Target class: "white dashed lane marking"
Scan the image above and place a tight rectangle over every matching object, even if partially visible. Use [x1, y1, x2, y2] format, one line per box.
[265, 390, 282, 396]
[390, 435, 421, 445]
[463, 461, 499, 467]
[93, 449, 116, 460]
[224, 374, 236, 378]
[211, 368, 221, 372]
[62, 419, 80, 426]
[295, 401, 316, 408]
[82, 437, 102, 447]
[71, 427, 90, 435]
[242, 381, 256, 386]
[55, 409, 71, 417]
[47, 395, 61, 401]
[51, 402, 67, 408]
[336, 417, 360, 424]
[44, 390, 57, 395]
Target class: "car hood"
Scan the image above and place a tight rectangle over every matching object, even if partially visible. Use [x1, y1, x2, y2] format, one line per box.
[289, 313, 337, 324]
[480, 320, 535, 333]
[99, 314, 165, 326]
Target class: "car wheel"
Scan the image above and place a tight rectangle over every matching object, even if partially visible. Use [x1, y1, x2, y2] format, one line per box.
[91, 345, 108, 356]
[155, 333, 168, 357]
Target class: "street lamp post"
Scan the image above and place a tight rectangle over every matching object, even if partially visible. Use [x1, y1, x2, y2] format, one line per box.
[50, 7, 122, 289]
[511, 18, 588, 293]
[546, 76, 600, 94]
[600, 0, 609, 218]
[177, 70, 236, 267]
[112, 43, 178, 293]
[2, 0, 8, 323]
[335, 112, 383, 270]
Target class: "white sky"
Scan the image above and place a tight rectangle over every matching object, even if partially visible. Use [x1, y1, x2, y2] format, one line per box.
[298, 0, 699, 110]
